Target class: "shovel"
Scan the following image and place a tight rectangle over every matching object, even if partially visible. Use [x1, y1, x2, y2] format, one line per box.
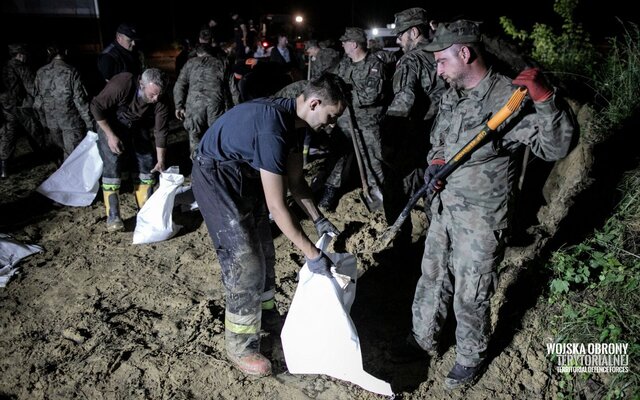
[376, 87, 529, 251]
[346, 105, 383, 212]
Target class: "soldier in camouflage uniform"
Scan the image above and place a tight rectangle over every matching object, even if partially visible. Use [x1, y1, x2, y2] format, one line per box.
[317, 27, 388, 211]
[382, 7, 445, 244]
[34, 44, 94, 163]
[393, 20, 577, 390]
[0, 44, 44, 178]
[304, 40, 339, 81]
[174, 44, 232, 159]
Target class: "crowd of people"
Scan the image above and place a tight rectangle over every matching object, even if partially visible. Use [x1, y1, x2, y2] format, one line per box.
[0, 7, 578, 391]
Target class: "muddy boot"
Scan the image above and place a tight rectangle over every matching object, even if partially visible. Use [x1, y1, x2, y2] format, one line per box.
[444, 362, 483, 390]
[227, 352, 272, 377]
[134, 181, 154, 209]
[318, 185, 340, 211]
[103, 190, 124, 232]
[0, 160, 7, 179]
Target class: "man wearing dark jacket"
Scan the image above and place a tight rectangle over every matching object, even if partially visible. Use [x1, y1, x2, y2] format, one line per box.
[97, 23, 143, 82]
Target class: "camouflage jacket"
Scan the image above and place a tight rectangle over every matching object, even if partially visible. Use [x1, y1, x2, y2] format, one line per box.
[386, 40, 444, 121]
[1, 58, 35, 108]
[173, 55, 231, 111]
[331, 52, 387, 127]
[274, 80, 307, 99]
[309, 48, 339, 80]
[429, 68, 576, 230]
[34, 59, 93, 130]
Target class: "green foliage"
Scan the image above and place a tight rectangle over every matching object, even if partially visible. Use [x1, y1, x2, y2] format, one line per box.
[592, 23, 640, 132]
[499, 0, 596, 76]
[499, 3, 640, 397]
[545, 171, 640, 398]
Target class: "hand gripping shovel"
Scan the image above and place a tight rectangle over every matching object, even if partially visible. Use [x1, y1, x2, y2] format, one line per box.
[376, 87, 528, 251]
[346, 105, 383, 212]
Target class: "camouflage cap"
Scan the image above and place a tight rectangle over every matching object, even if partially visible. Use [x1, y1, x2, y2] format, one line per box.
[304, 40, 319, 50]
[425, 19, 482, 52]
[339, 27, 367, 43]
[391, 7, 428, 35]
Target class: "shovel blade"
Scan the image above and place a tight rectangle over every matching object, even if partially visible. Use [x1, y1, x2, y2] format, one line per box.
[361, 189, 383, 212]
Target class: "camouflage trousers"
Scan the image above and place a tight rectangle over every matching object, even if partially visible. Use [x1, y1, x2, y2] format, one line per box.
[0, 107, 43, 160]
[325, 124, 384, 191]
[191, 156, 276, 357]
[46, 127, 85, 160]
[411, 204, 505, 367]
[182, 101, 225, 157]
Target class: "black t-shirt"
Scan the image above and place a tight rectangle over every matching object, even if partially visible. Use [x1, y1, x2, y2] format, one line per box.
[198, 97, 300, 175]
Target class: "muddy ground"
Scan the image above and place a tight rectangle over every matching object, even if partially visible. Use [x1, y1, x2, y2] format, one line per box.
[0, 130, 567, 400]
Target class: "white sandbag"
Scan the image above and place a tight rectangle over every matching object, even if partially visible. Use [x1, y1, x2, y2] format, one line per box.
[281, 235, 393, 396]
[36, 131, 103, 206]
[174, 184, 198, 212]
[132, 167, 184, 244]
[0, 233, 43, 287]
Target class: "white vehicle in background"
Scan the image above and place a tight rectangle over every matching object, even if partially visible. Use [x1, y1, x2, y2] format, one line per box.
[364, 25, 400, 52]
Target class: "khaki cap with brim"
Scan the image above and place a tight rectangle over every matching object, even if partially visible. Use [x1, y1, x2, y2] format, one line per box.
[425, 19, 482, 52]
[391, 7, 428, 35]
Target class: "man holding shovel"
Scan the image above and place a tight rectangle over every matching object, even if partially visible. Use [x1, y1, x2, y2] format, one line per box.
[381, 7, 445, 247]
[390, 20, 577, 389]
[317, 27, 388, 212]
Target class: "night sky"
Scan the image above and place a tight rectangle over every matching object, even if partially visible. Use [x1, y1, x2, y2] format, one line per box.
[1, 0, 638, 50]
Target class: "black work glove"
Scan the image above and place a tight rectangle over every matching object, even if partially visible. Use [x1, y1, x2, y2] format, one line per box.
[314, 216, 340, 238]
[424, 159, 446, 192]
[306, 251, 333, 277]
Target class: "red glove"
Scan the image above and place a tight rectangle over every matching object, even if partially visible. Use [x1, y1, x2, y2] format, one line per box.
[513, 68, 553, 103]
[424, 158, 446, 192]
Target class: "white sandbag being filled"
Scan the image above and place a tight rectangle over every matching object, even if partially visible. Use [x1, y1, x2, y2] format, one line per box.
[281, 235, 393, 396]
[132, 167, 184, 245]
[36, 131, 103, 206]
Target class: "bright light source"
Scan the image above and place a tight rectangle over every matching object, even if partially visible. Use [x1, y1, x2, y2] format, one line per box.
[388, 23, 396, 29]
[372, 28, 379, 36]
[262, 41, 269, 48]
[295, 15, 303, 23]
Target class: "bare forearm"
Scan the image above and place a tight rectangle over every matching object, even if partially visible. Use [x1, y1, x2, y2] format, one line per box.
[270, 206, 319, 258]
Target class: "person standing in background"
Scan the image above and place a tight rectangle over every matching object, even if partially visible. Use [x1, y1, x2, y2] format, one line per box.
[97, 23, 143, 83]
[317, 27, 388, 211]
[381, 7, 445, 247]
[174, 43, 231, 159]
[34, 44, 94, 164]
[1, 44, 44, 178]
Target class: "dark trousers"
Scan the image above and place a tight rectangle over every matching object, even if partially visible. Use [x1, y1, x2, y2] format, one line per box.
[191, 156, 276, 356]
[97, 124, 155, 187]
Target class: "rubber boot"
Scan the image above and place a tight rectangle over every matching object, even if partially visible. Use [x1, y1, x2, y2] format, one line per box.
[0, 160, 7, 179]
[227, 352, 272, 377]
[103, 190, 124, 232]
[134, 182, 154, 209]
